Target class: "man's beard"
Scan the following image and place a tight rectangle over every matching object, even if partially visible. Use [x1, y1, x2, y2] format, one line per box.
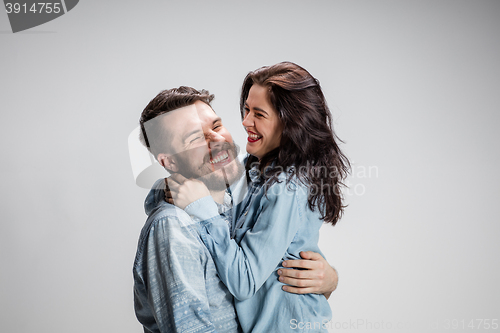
[174, 142, 243, 191]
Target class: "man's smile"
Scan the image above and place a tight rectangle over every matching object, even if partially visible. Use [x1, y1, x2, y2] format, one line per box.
[209, 150, 230, 165]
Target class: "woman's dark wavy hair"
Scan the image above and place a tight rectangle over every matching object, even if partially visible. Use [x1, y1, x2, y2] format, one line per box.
[240, 61, 350, 226]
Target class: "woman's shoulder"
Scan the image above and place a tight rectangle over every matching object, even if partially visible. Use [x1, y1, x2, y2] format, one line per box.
[273, 165, 304, 184]
[265, 167, 309, 198]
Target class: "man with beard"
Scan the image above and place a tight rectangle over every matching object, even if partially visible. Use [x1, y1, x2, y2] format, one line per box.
[133, 87, 338, 333]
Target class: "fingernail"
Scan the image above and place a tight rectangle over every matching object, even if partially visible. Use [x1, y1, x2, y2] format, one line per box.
[282, 261, 287, 267]
[278, 270, 282, 275]
[279, 277, 284, 282]
[282, 286, 288, 291]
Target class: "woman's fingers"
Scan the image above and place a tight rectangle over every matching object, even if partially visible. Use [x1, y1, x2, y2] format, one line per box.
[165, 177, 180, 191]
[169, 173, 188, 184]
[164, 174, 210, 209]
[164, 177, 180, 204]
[164, 178, 173, 204]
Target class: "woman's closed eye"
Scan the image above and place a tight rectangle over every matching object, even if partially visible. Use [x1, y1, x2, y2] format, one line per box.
[244, 108, 264, 119]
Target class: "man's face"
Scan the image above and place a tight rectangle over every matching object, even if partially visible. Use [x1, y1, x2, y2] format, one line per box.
[160, 101, 242, 190]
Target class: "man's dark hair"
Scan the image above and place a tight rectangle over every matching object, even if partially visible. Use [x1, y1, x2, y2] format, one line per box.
[139, 86, 214, 158]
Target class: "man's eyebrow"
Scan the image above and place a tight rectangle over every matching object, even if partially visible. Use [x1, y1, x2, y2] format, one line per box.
[182, 118, 221, 143]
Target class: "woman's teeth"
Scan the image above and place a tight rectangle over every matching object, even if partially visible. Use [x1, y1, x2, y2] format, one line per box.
[248, 133, 261, 140]
[210, 151, 229, 164]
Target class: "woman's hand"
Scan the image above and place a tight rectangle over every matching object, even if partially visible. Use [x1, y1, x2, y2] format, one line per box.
[164, 174, 211, 210]
[278, 251, 338, 299]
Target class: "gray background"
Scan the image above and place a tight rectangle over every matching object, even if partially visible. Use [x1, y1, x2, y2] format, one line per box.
[1, 1, 499, 332]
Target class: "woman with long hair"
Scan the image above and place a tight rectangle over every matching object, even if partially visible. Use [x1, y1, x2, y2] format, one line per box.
[169, 61, 350, 332]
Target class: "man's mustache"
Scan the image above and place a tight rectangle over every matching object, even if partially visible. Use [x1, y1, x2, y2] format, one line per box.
[171, 141, 239, 164]
[204, 142, 239, 164]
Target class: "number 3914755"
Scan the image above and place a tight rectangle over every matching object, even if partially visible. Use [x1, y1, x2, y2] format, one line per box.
[5, 3, 62, 14]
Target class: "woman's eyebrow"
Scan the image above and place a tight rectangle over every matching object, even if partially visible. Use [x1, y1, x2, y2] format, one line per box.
[245, 103, 269, 115]
[254, 107, 268, 115]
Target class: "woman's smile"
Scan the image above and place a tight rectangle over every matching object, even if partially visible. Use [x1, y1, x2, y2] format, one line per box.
[246, 130, 262, 142]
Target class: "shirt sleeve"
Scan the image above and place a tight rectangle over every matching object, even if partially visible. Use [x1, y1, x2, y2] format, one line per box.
[186, 182, 306, 301]
[143, 215, 221, 332]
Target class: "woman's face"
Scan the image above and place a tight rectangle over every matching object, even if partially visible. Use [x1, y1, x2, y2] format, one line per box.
[242, 84, 283, 160]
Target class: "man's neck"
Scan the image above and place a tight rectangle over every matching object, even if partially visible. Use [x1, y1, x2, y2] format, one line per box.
[209, 189, 226, 204]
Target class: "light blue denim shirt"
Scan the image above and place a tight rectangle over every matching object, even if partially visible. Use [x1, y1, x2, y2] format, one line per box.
[185, 165, 332, 332]
[133, 179, 241, 333]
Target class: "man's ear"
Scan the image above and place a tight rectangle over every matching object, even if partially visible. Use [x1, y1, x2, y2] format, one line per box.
[157, 153, 179, 173]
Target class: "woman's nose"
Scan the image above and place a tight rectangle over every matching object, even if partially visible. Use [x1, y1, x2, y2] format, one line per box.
[242, 112, 253, 127]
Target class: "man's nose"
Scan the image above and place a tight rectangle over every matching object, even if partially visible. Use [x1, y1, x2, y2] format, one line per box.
[207, 130, 225, 142]
[207, 130, 225, 150]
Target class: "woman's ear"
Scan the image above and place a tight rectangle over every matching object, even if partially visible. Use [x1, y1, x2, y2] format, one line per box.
[157, 154, 179, 173]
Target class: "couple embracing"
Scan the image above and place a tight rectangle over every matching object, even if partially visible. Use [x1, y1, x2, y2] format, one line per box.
[133, 62, 350, 332]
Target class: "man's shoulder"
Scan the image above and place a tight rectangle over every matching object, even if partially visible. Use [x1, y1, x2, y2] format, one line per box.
[142, 202, 199, 239]
[134, 202, 202, 265]
[149, 201, 193, 224]
[142, 178, 199, 232]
